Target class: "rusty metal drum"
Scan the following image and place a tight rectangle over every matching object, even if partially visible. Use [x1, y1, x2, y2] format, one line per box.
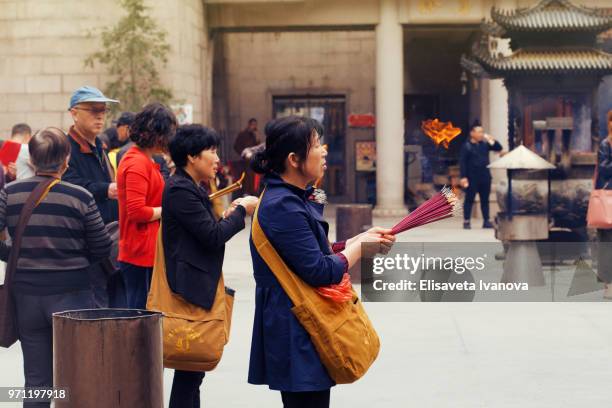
[53, 309, 163, 408]
[336, 204, 373, 242]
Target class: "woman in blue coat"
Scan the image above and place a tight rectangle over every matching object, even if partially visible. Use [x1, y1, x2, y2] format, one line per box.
[248, 116, 395, 408]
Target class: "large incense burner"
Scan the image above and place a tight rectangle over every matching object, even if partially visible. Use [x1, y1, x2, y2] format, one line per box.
[463, 0, 612, 237]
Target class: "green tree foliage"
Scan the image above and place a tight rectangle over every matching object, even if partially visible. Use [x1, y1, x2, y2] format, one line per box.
[85, 0, 173, 115]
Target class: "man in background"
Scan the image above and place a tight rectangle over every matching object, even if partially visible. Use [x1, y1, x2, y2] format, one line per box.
[63, 86, 119, 224]
[100, 111, 134, 151]
[459, 121, 502, 230]
[7, 123, 32, 181]
[101, 112, 135, 171]
[233, 118, 259, 195]
[62, 86, 120, 308]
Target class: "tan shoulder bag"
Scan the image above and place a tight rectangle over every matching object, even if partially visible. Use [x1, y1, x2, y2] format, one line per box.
[146, 228, 234, 372]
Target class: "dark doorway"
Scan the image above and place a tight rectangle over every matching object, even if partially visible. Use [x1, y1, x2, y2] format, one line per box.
[273, 95, 348, 201]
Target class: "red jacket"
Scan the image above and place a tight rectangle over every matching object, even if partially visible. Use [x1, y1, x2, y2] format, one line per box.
[117, 146, 164, 267]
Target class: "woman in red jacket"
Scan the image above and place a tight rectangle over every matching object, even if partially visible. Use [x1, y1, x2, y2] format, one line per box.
[117, 103, 177, 308]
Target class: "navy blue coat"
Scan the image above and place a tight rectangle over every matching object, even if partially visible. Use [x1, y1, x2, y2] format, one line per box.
[248, 174, 345, 392]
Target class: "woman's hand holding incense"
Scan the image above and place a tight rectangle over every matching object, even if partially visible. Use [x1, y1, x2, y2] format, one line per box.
[359, 231, 395, 256]
[346, 227, 395, 248]
[341, 230, 395, 269]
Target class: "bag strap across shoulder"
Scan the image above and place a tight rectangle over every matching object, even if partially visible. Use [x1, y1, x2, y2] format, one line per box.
[251, 189, 309, 304]
[4, 177, 60, 288]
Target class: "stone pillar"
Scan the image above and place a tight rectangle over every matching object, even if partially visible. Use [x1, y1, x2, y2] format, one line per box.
[373, 0, 407, 217]
[486, 79, 509, 151]
[482, 77, 509, 186]
[484, 0, 514, 195]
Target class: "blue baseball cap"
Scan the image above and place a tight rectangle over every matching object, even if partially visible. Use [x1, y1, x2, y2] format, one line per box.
[69, 86, 119, 110]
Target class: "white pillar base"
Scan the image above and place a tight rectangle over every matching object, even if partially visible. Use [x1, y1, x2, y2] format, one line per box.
[373, 206, 408, 218]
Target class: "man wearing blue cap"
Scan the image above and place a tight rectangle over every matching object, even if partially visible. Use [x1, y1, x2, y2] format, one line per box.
[64, 86, 120, 224]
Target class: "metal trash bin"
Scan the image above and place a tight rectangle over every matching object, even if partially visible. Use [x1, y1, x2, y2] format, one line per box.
[53, 309, 163, 408]
[336, 204, 372, 242]
[336, 204, 373, 282]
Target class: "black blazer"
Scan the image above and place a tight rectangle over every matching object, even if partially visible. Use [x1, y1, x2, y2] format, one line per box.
[162, 169, 246, 309]
[459, 139, 503, 180]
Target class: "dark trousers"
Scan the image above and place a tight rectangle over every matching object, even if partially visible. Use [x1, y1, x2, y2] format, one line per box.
[597, 229, 612, 283]
[463, 176, 491, 222]
[119, 262, 153, 309]
[281, 390, 331, 408]
[14, 289, 94, 408]
[169, 370, 205, 408]
[88, 262, 109, 308]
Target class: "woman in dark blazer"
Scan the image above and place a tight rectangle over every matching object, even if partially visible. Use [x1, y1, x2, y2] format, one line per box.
[162, 124, 258, 408]
[248, 116, 395, 408]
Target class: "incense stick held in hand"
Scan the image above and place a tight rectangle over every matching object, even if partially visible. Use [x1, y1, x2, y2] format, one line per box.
[317, 187, 461, 303]
[392, 186, 461, 234]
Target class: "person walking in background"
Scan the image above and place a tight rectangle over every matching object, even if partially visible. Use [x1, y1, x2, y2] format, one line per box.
[459, 121, 502, 229]
[234, 118, 260, 195]
[4, 123, 33, 182]
[248, 116, 394, 408]
[0, 128, 112, 408]
[64, 86, 119, 224]
[234, 118, 259, 155]
[596, 110, 612, 299]
[117, 103, 176, 309]
[163, 124, 258, 407]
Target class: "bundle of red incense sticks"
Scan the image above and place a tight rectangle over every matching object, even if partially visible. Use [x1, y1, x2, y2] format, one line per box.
[317, 187, 461, 303]
[391, 186, 461, 234]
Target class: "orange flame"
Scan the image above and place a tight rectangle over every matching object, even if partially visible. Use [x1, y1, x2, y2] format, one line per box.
[421, 119, 462, 149]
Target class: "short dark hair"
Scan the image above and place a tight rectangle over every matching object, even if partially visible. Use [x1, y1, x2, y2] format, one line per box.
[129, 103, 177, 150]
[170, 124, 221, 168]
[251, 116, 323, 175]
[29, 127, 71, 173]
[11, 123, 32, 137]
[248, 118, 257, 124]
[116, 111, 135, 127]
[470, 120, 482, 132]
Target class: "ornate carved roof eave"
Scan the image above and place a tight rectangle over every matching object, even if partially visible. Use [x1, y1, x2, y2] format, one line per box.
[465, 47, 612, 79]
[491, 0, 612, 34]
[481, 20, 506, 37]
[460, 55, 498, 79]
[473, 59, 612, 77]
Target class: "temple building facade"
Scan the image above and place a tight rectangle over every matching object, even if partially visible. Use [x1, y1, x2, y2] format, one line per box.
[1, 0, 611, 211]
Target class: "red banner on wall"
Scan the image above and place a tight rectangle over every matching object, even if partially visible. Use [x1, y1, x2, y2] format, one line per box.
[348, 114, 375, 128]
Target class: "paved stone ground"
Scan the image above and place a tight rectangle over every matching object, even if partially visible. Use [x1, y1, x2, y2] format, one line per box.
[1, 213, 611, 407]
